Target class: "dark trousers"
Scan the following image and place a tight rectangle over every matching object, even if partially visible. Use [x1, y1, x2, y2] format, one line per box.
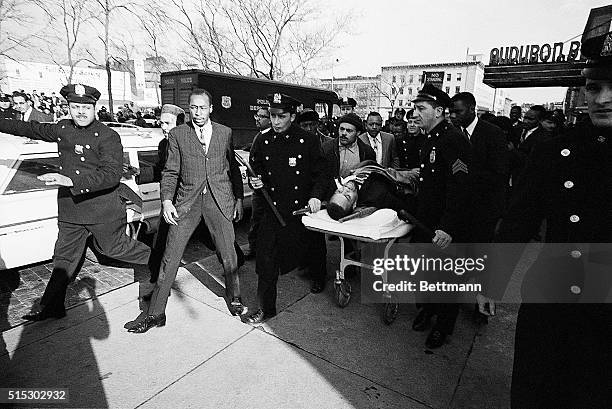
[247, 191, 265, 251]
[148, 191, 239, 316]
[511, 303, 612, 409]
[41, 218, 151, 313]
[148, 209, 170, 282]
[256, 222, 326, 315]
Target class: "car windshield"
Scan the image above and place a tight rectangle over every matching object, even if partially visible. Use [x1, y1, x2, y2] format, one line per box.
[4, 157, 59, 194]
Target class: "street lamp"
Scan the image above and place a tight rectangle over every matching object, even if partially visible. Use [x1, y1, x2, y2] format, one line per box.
[331, 58, 339, 92]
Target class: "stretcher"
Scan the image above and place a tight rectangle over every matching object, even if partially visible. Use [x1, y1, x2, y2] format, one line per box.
[302, 209, 412, 324]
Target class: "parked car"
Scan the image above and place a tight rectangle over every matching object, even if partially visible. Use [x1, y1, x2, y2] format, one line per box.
[0, 128, 252, 270]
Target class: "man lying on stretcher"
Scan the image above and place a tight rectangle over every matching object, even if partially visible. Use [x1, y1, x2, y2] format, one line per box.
[326, 160, 418, 221]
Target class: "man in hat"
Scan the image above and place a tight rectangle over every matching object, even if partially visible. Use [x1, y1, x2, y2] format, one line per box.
[322, 113, 375, 190]
[130, 89, 246, 333]
[476, 27, 612, 408]
[409, 83, 472, 348]
[338, 96, 357, 116]
[297, 108, 332, 146]
[245, 92, 328, 324]
[0, 94, 18, 119]
[0, 83, 152, 321]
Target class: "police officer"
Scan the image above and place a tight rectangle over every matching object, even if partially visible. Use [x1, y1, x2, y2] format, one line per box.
[477, 30, 612, 408]
[0, 94, 18, 119]
[410, 83, 472, 348]
[0, 84, 151, 321]
[246, 93, 328, 324]
[338, 96, 357, 116]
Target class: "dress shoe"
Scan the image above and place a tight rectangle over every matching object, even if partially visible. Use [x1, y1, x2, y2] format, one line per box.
[128, 314, 166, 333]
[310, 280, 325, 294]
[23, 309, 66, 322]
[124, 311, 148, 330]
[425, 328, 447, 349]
[243, 309, 275, 324]
[412, 308, 432, 331]
[228, 297, 248, 316]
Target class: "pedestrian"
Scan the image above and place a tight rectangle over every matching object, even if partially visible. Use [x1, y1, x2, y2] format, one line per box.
[245, 106, 272, 259]
[11, 91, 52, 122]
[477, 30, 612, 408]
[245, 93, 328, 324]
[129, 89, 246, 333]
[0, 94, 18, 120]
[410, 83, 472, 348]
[0, 83, 152, 321]
[359, 111, 400, 168]
[124, 104, 186, 331]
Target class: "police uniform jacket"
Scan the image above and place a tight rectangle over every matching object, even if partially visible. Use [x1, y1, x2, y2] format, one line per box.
[489, 124, 612, 303]
[0, 119, 125, 224]
[415, 121, 472, 242]
[396, 132, 426, 169]
[250, 124, 327, 273]
[0, 107, 18, 120]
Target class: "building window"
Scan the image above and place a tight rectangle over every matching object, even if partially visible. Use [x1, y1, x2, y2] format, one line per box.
[39, 72, 43, 79]
[408, 88, 413, 96]
[409, 75, 414, 84]
[399, 100, 403, 106]
[399, 87, 404, 95]
[446, 73, 451, 81]
[457, 73, 462, 81]
[445, 86, 450, 94]
[391, 86, 396, 95]
[15, 68, 20, 75]
[455, 86, 460, 94]
[392, 75, 396, 83]
[400, 75, 405, 83]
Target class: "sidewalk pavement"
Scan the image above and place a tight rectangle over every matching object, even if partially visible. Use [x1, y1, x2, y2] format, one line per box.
[0, 247, 516, 409]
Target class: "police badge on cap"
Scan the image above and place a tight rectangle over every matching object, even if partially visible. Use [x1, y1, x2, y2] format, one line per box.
[266, 92, 301, 113]
[60, 84, 101, 104]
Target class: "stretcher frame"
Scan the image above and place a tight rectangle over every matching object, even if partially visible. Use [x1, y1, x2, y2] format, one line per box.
[305, 226, 402, 324]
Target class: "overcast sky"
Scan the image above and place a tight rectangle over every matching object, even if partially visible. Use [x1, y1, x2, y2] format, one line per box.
[327, 0, 610, 104]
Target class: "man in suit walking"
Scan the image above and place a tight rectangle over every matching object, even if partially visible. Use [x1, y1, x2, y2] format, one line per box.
[359, 111, 399, 168]
[508, 105, 551, 186]
[12, 91, 52, 122]
[129, 89, 246, 333]
[450, 92, 509, 244]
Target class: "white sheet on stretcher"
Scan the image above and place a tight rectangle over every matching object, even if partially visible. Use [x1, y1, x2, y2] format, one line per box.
[301, 208, 411, 240]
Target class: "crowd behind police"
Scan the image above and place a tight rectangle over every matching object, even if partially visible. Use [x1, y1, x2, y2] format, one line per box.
[0, 27, 609, 407]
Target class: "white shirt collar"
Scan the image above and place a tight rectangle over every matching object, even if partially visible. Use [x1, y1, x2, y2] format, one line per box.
[368, 132, 381, 142]
[23, 106, 32, 121]
[464, 116, 478, 138]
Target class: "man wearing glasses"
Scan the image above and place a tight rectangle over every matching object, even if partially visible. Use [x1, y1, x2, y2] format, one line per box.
[129, 88, 246, 333]
[245, 106, 272, 259]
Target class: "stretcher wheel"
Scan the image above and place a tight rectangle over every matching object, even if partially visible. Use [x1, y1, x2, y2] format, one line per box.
[383, 303, 399, 325]
[334, 279, 352, 308]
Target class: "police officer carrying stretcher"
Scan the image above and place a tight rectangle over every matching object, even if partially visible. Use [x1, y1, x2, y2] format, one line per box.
[0, 84, 151, 321]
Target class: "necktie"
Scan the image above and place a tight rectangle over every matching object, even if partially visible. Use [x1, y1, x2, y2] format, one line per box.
[519, 129, 527, 145]
[462, 127, 471, 143]
[197, 126, 207, 153]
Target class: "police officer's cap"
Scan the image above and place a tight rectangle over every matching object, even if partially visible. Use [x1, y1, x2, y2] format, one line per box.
[296, 108, 319, 123]
[60, 84, 101, 104]
[338, 96, 357, 107]
[266, 93, 302, 113]
[338, 113, 364, 133]
[161, 104, 185, 117]
[581, 30, 612, 80]
[0, 93, 10, 102]
[412, 83, 451, 108]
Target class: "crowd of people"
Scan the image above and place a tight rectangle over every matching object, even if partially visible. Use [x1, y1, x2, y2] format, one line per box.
[0, 27, 609, 408]
[0, 89, 160, 126]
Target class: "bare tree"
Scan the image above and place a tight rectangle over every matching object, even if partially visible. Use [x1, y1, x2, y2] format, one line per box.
[90, 0, 134, 116]
[39, 0, 95, 85]
[171, 0, 349, 83]
[375, 76, 402, 117]
[137, 5, 181, 104]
